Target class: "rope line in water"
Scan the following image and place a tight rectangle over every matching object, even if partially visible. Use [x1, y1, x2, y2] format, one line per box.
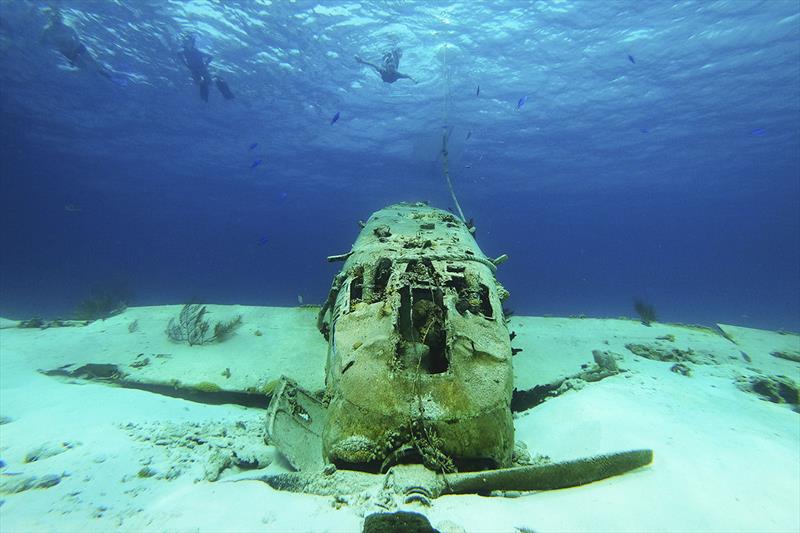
[439, 42, 467, 224]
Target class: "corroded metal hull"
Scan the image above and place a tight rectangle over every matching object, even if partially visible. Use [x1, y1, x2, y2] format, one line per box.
[317, 202, 513, 472]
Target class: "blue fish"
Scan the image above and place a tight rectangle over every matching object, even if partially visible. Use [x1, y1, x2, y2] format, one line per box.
[249, 142, 258, 150]
[331, 111, 340, 125]
[628, 54, 635, 64]
[257, 235, 268, 246]
[517, 95, 528, 109]
[750, 128, 767, 137]
[639, 127, 650, 134]
[476, 85, 480, 97]
[250, 159, 262, 169]
[465, 131, 472, 140]
[277, 192, 288, 202]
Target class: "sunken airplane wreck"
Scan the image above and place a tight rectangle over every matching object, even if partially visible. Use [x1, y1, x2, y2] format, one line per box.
[255, 203, 652, 504]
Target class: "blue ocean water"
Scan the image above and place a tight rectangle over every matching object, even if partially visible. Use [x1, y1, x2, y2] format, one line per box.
[0, 0, 798, 331]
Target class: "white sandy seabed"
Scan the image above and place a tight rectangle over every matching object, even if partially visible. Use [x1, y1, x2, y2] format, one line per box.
[0, 305, 798, 533]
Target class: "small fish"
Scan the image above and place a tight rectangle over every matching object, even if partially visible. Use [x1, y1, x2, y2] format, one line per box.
[297, 295, 304, 305]
[331, 111, 340, 125]
[249, 142, 258, 150]
[465, 131, 472, 140]
[257, 235, 268, 246]
[517, 95, 528, 109]
[476, 84, 480, 96]
[277, 192, 288, 202]
[750, 128, 767, 137]
[250, 159, 262, 169]
[64, 204, 81, 213]
[639, 127, 650, 134]
[628, 54, 635, 64]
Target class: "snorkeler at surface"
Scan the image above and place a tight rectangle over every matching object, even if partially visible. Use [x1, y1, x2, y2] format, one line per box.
[355, 48, 417, 84]
[40, 10, 115, 81]
[179, 34, 234, 102]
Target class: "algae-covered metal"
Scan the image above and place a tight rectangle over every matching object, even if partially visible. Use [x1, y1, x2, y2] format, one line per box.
[316, 202, 514, 471]
[262, 203, 652, 502]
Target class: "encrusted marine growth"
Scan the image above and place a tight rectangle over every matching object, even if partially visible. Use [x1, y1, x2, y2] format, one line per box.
[261, 202, 654, 503]
[317, 202, 514, 472]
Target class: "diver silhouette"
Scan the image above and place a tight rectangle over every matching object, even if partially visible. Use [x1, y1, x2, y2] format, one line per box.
[179, 34, 234, 102]
[40, 10, 117, 81]
[355, 48, 417, 84]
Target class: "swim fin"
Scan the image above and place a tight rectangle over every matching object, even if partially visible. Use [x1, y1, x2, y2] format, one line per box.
[216, 77, 234, 100]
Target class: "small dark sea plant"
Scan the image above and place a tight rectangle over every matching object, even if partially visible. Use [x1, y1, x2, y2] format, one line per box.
[633, 299, 657, 326]
[166, 303, 242, 346]
[75, 283, 132, 321]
